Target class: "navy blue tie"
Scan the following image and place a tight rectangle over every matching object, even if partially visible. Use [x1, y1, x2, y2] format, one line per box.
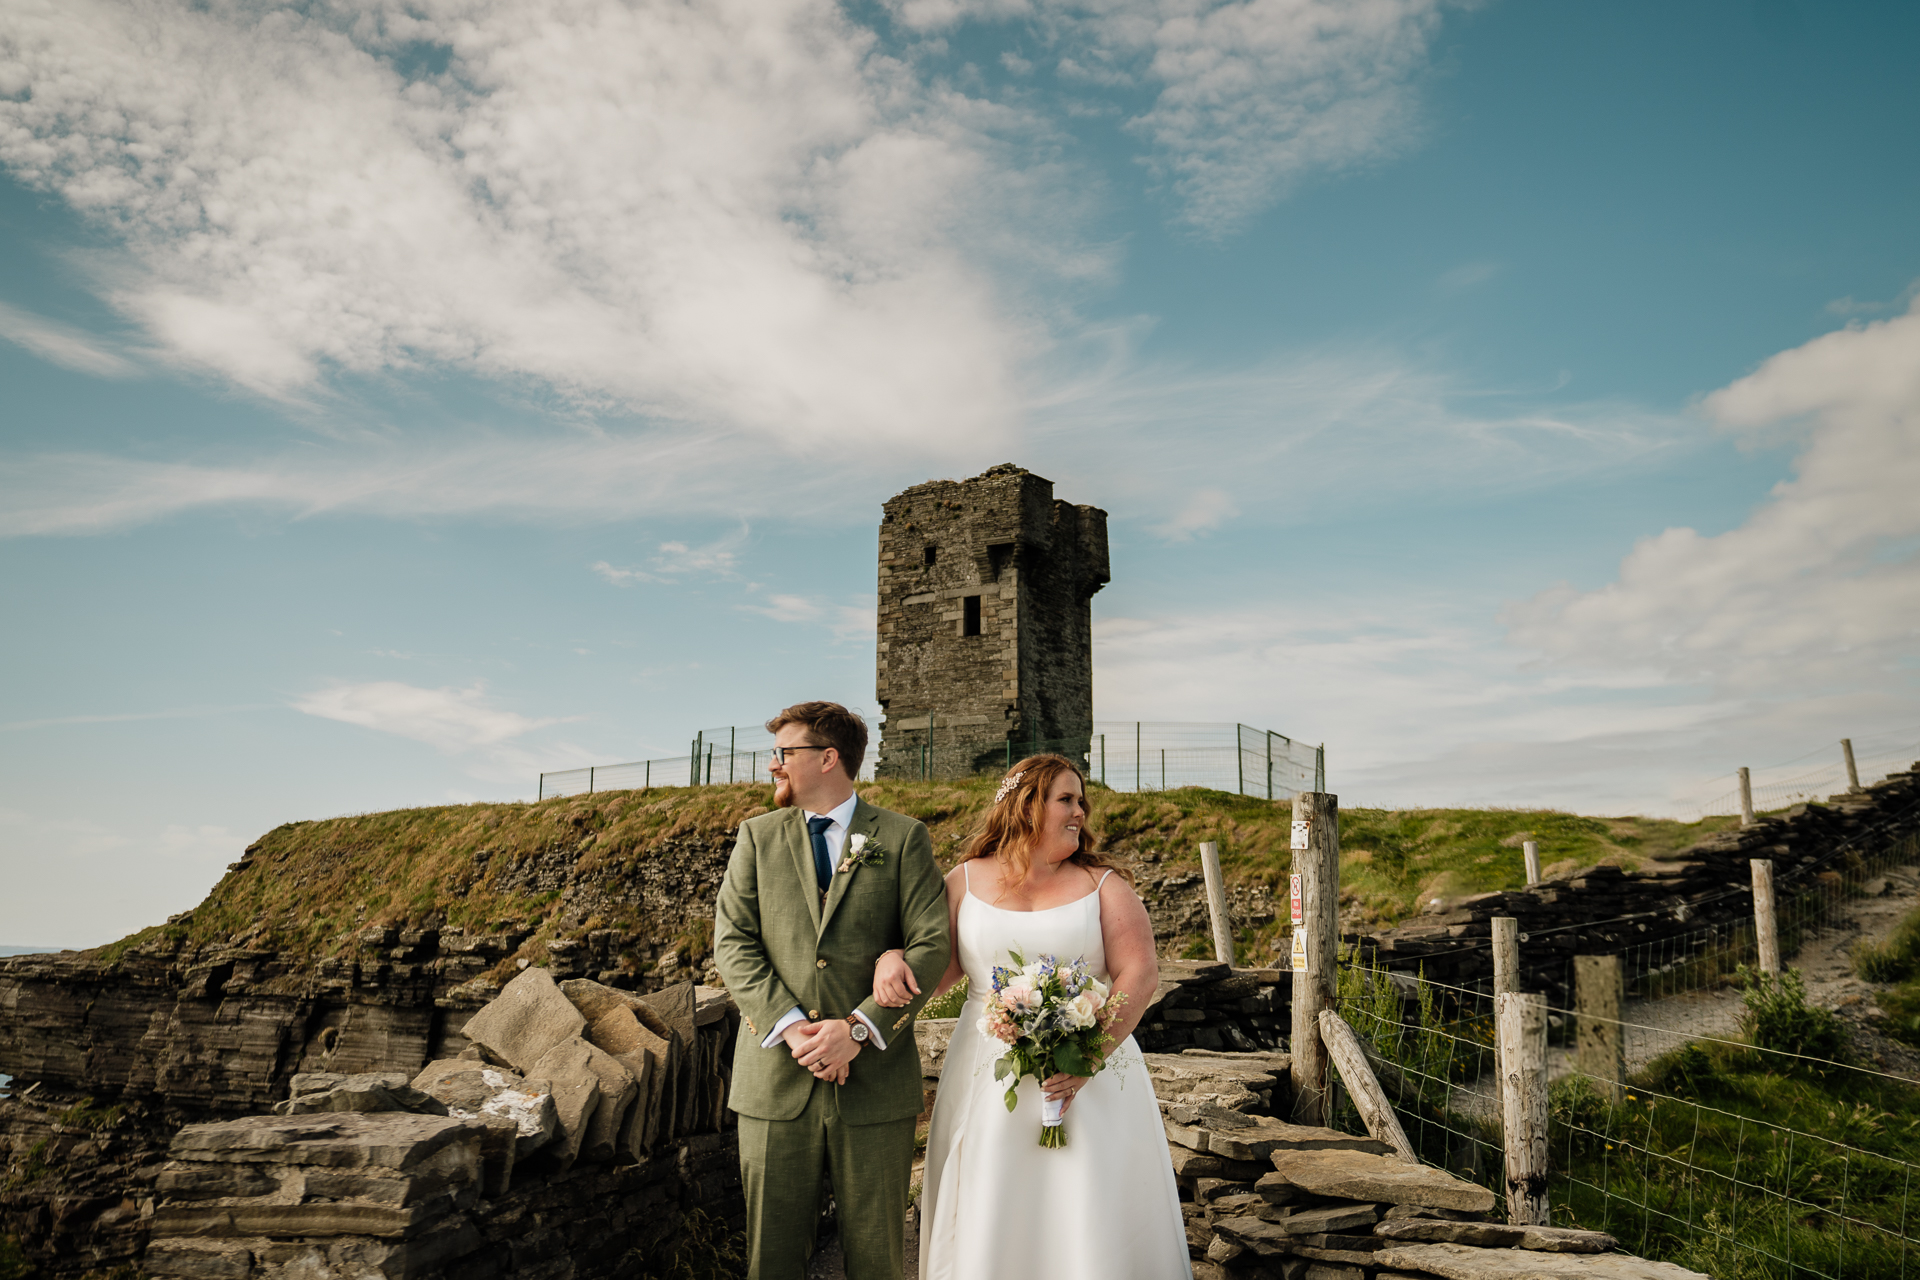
[808, 816, 834, 893]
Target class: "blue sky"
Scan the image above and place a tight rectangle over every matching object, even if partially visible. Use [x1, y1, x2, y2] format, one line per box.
[3, 0, 1918, 947]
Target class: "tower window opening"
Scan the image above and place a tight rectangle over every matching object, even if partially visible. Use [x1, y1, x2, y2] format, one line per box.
[924, 545, 938, 566]
[962, 595, 982, 637]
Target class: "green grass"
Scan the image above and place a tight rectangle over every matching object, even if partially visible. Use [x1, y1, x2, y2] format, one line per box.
[1552, 1034, 1920, 1280]
[69, 776, 1746, 974]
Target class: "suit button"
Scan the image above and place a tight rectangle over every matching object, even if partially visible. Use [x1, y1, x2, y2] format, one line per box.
[808, 1009, 821, 1020]
[816, 958, 829, 969]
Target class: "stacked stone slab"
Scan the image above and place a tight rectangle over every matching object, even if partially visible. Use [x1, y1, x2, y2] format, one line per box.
[1136, 959, 1290, 1053]
[1361, 769, 1920, 1005]
[875, 464, 1110, 777]
[135, 968, 743, 1280]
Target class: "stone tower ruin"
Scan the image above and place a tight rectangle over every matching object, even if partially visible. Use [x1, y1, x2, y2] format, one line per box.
[875, 464, 1110, 778]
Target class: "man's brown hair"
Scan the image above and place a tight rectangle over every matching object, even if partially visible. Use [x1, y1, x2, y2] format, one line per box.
[765, 701, 868, 780]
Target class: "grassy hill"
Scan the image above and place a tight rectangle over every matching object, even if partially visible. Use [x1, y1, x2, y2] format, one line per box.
[86, 778, 1746, 974]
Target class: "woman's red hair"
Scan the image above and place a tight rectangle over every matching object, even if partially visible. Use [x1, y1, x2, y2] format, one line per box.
[962, 754, 1133, 895]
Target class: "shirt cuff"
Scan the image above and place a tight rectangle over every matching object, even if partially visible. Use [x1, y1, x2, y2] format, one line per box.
[763, 1007, 806, 1049]
[853, 1010, 887, 1051]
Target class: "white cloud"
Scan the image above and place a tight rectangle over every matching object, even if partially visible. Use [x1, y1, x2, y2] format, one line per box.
[1151, 486, 1238, 539]
[740, 593, 876, 641]
[292, 680, 567, 754]
[0, 301, 138, 377]
[1505, 299, 1920, 692]
[593, 532, 746, 585]
[0, 0, 1046, 442]
[885, 0, 1452, 234]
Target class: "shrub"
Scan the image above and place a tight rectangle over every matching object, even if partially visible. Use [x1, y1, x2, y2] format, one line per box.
[0, 1236, 31, 1280]
[1853, 902, 1920, 983]
[1737, 966, 1850, 1065]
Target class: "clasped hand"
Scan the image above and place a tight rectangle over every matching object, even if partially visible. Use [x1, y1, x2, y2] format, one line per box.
[784, 1018, 861, 1085]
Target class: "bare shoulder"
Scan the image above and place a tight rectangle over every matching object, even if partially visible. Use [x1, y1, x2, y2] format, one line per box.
[1096, 869, 1150, 918]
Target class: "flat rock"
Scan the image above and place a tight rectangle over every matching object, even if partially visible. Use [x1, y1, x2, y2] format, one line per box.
[169, 1113, 482, 1173]
[694, 985, 734, 1025]
[527, 1037, 603, 1171]
[461, 967, 585, 1074]
[1375, 1220, 1616, 1253]
[412, 1060, 520, 1114]
[1377, 1242, 1709, 1279]
[1212, 1214, 1298, 1258]
[1269, 1149, 1495, 1215]
[274, 1073, 448, 1117]
[1282, 1203, 1379, 1235]
[562, 978, 677, 1147]
[1174, 1106, 1390, 1162]
[478, 1077, 559, 1159]
[576, 1038, 638, 1163]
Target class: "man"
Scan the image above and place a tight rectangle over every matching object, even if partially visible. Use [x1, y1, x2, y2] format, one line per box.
[714, 701, 950, 1280]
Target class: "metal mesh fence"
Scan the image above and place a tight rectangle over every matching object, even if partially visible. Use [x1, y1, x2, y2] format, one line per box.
[540, 720, 1322, 800]
[1333, 962, 1920, 1278]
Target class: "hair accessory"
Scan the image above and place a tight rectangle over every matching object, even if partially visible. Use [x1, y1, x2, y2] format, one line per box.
[993, 770, 1026, 805]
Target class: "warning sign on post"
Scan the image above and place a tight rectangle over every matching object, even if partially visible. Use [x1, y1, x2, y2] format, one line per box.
[1289, 873, 1303, 925]
[1290, 820, 1310, 850]
[1290, 926, 1309, 973]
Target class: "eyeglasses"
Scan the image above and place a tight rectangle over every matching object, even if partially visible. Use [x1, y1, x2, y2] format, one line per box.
[771, 745, 830, 764]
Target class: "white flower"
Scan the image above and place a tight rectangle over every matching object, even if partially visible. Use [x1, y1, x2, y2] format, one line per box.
[1069, 991, 1102, 1029]
[849, 832, 868, 853]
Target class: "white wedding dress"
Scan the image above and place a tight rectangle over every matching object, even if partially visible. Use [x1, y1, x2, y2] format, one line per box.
[918, 868, 1193, 1280]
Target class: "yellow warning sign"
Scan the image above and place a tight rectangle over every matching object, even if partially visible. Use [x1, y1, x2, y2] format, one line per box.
[1290, 925, 1308, 973]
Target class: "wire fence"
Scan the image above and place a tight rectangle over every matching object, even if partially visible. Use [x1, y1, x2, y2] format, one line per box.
[1334, 961, 1920, 1279]
[540, 720, 1323, 801]
[1685, 732, 1920, 819]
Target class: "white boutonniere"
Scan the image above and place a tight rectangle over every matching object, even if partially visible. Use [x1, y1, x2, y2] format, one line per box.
[837, 832, 885, 873]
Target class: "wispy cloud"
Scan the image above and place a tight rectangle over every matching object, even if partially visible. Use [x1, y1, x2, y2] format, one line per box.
[1506, 296, 1920, 692]
[739, 593, 876, 641]
[593, 531, 747, 585]
[1151, 486, 1238, 540]
[292, 681, 572, 754]
[0, 703, 273, 733]
[0, 301, 138, 378]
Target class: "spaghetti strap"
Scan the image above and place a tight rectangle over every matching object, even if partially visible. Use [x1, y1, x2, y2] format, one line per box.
[1095, 869, 1113, 889]
[963, 862, 971, 890]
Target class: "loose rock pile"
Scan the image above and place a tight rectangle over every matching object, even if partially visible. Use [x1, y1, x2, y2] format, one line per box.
[1136, 1040, 1709, 1280]
[141, 968, 742, 1280]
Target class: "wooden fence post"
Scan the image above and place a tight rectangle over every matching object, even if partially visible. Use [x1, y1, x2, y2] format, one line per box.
[1752, 859, 1779, 974]
[1843, 738, 1861, 793]
[1574, 955, 1625, 1106]
[1522, 841, 1541, 886]
[1291, 792, 1340, 1128]
[1318, 1009, 1417, 1163]
[1496, 991, 1549, 1226]
[1492, 918, 1519, 999]
[1199, 841, 1235, 966]
[1739, 766, 1756, 827]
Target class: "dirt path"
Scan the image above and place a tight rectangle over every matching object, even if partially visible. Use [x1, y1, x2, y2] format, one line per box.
[1448, 863, 1920, 1119]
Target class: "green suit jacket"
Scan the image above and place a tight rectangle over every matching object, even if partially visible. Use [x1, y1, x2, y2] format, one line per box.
[714, 798, 950, 1124]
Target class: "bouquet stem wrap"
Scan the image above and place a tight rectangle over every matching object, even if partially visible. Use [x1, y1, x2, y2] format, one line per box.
[979, 951, 1128, 1149]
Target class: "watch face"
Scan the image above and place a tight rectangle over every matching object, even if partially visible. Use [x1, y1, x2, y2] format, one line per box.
[849, 1020, 869, 1041]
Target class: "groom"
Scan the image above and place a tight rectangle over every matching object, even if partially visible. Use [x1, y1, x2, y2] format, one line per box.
[714, 701, 951, 1280]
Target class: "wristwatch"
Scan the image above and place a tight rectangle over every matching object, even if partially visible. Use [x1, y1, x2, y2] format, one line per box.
[846, 1015, 870, 1043]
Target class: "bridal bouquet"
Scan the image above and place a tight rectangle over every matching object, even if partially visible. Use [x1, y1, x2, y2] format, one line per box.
[981, 951, 1125, 1148]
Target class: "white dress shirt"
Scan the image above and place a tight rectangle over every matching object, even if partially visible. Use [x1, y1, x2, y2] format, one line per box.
[762, 792, 889, 1050]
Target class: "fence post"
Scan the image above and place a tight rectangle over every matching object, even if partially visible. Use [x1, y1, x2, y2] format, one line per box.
[1290, 792, 1340, 1127]
[1315, 744, 1326, 792]
[538, 773, 545, 801]
[1199, 841, 1234, 965]
[1522, 841, 1541, 886]
[589, 766, 595, 794]
[1843, 738, 1861, 792]
[1492, 918, 1519, 999]
[1574, 955, 1625, 1106]
[1161, 748, 1166, 791]
[1739, 766, 1756, 826]
[1317, 1009, 1417, 1163]
[1136, 722, 1142, 792]
[645, 761, 651, 789]
[1267, 732, 1274, 801]
[728, 727, 736, 783]
[1752, 859, 1779, 974]
[1496, 991, 1549, 1226]
[1237, 725, 1245, 797]
[1099, 734, 1105, 787]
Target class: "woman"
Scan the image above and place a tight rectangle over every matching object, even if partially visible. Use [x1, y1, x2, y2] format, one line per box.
[872, 755, 1192, 1280]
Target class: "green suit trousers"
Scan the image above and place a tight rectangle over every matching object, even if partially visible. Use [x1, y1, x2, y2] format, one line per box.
[736, 1077, 917, 1280]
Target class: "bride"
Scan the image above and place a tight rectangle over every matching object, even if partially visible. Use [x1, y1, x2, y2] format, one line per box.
[873, 754, 1192, 1279]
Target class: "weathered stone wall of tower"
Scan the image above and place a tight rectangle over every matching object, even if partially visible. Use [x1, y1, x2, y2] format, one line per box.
[875, 464, 1109, 778]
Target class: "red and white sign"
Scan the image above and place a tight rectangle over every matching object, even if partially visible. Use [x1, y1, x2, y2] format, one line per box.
[1289, 873, 1303, 925]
